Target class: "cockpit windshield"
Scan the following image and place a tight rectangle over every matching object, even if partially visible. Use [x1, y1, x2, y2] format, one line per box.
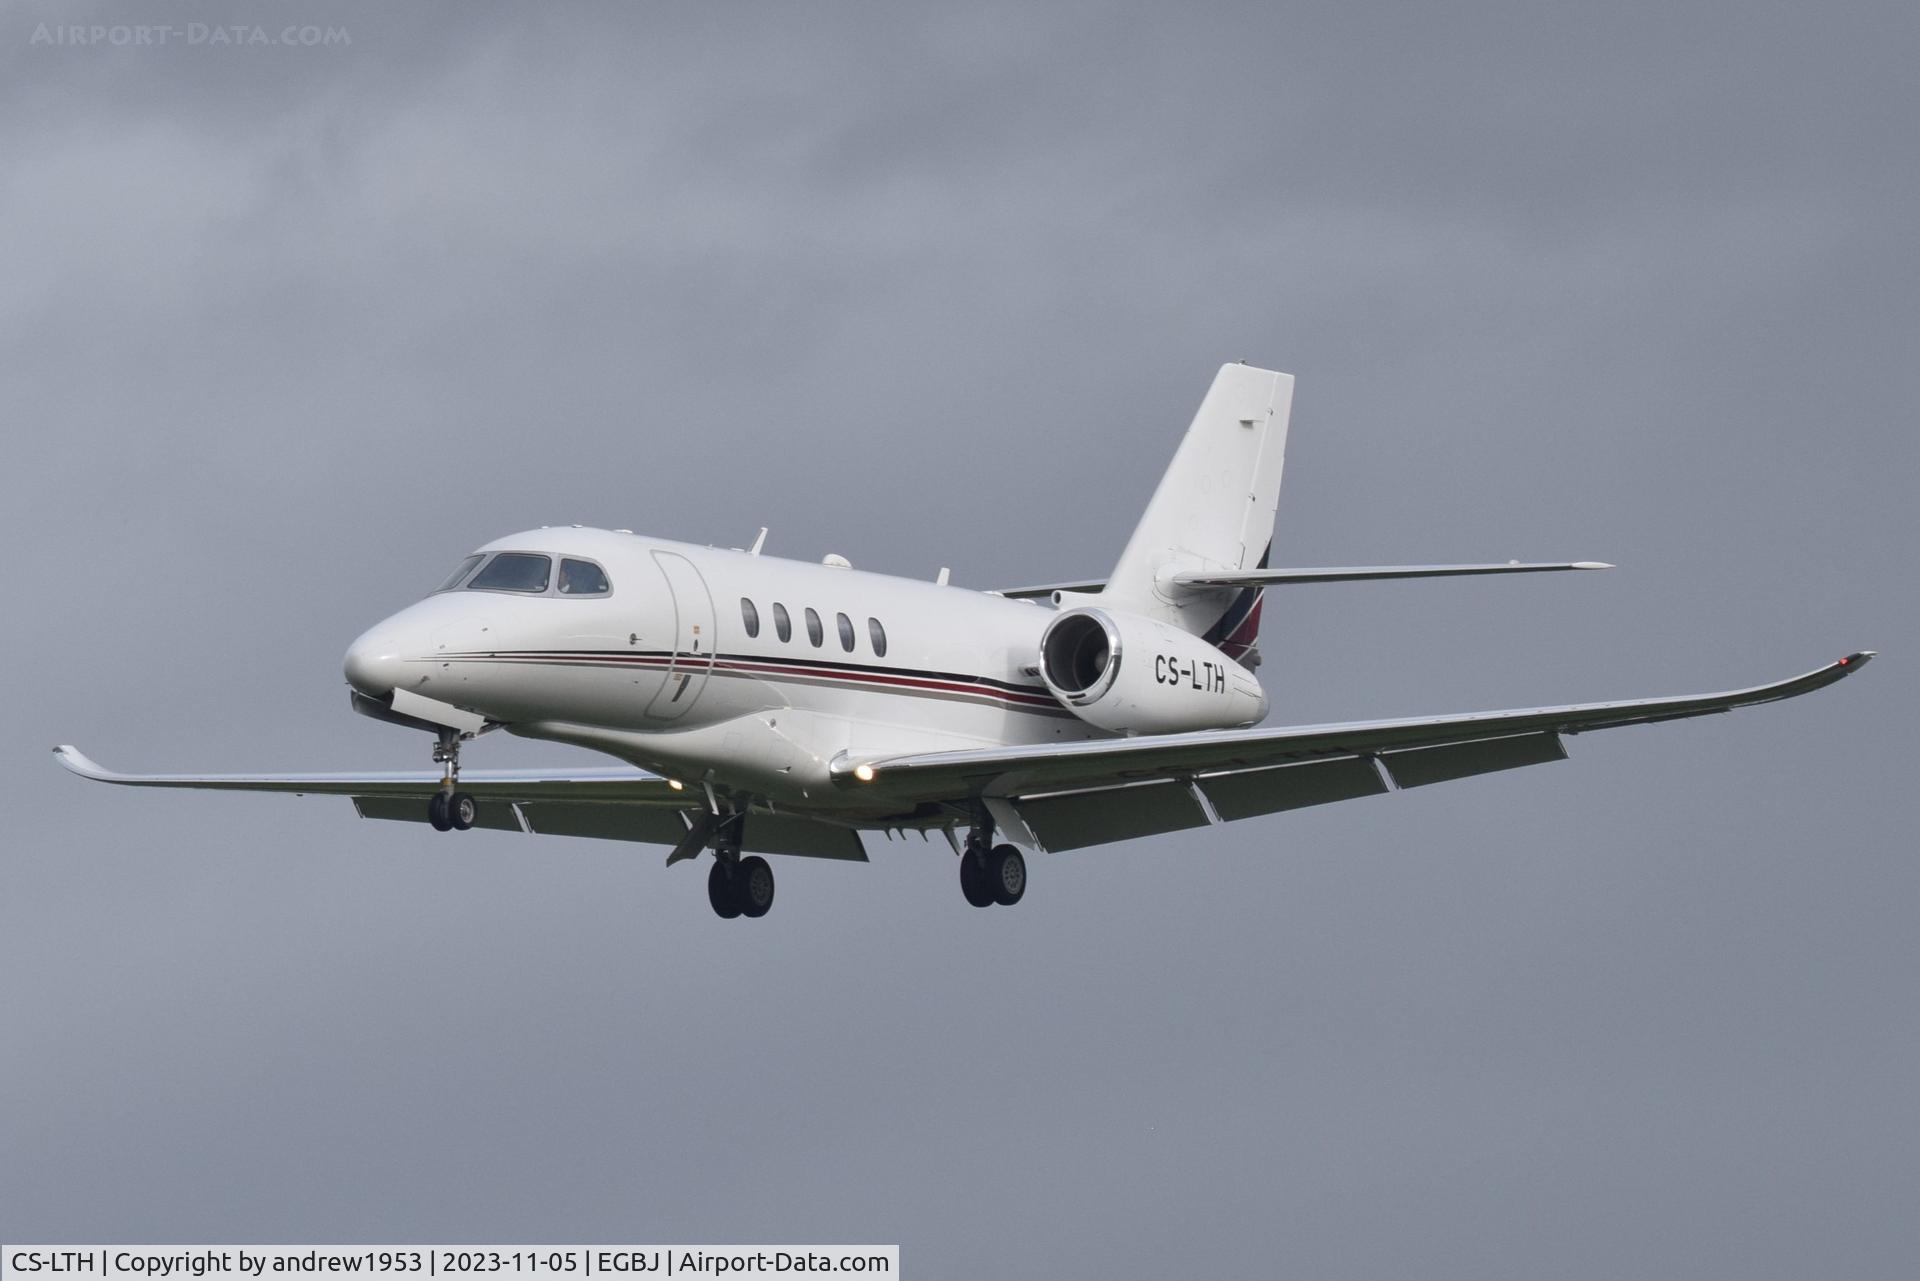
[440, 551, 612, 596]
[466, 552, 552, 593]
[435, 554, 484, 593]
[558, 558, 611, 594]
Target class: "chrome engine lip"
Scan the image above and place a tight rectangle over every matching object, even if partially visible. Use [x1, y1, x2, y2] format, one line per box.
[1040, 607, 1123, 707]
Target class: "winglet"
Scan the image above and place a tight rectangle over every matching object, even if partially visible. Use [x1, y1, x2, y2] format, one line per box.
[52, 745, 117, 782]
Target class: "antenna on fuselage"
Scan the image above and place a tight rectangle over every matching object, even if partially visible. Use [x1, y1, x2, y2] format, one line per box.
[749, 527, 768, 556]
[936, 567, 951, 586]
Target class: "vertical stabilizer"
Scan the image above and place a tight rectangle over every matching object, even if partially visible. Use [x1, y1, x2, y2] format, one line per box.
[1099, 364, 1293, 649]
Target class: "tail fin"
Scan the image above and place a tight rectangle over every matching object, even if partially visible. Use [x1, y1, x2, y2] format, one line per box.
[1101, 364, 1293, 652]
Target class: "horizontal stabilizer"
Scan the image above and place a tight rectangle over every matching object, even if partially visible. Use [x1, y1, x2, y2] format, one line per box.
[1170, 561, 1613, 588]
[995, 562, 1612, 599]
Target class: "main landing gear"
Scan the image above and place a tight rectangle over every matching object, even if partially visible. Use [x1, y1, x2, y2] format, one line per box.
[708, 854, 775, 920]
[959, 820, 1026, 909]
[425, 729, 477, 832]
[703, 813, 775, 920]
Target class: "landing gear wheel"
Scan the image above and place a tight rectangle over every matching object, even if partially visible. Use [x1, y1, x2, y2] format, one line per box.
[708, 859, 743, 919]
[989, 843, 1026, 906]
[959, 851, 995, 907]
[427, 791, 453, 832]
[737, 855, 775, 918]
[448, 791, 477, 831]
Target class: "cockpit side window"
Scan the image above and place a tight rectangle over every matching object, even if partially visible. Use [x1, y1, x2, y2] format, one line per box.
[558, 558, 611, 595]
[435, 554, 484, 593]
[467, 552, 552, 593]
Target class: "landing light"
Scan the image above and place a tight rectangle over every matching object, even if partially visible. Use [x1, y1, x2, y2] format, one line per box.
[667, 779, 684, 790]
[853, 763, 875, 782]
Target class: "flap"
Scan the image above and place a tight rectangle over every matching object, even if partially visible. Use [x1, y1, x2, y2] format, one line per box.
[353, 795, 524, 832]
[1380, 731, 1567, 788]
[521, 802, 692, 844]
[744, 814, 869, 861]
[1016, 780, 1211, 852]
[1198, 756, 1389, 821]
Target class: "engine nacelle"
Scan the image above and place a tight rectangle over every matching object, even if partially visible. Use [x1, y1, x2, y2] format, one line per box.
[1039, 607, 1269, 735]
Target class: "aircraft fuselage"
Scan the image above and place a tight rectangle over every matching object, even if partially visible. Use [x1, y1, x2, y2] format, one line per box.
[343, 526, 1125, 812]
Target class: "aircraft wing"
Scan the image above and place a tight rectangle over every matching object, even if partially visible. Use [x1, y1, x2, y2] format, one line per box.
[834, 652, 1875, 852]
[50, 748, 865, 860]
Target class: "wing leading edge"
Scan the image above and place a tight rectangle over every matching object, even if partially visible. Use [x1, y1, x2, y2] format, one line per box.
[833, 652, 1876, 850]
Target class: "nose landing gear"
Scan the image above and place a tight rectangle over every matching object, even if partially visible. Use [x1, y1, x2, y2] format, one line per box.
[425, 729, 477, 832]
[427, 789, 477, 832]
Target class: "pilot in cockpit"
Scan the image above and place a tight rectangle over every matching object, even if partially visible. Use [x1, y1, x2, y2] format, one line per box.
[557, 558, 608, 595]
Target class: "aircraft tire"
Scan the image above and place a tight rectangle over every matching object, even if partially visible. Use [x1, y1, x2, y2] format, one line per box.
[449, 791, 477, 831]
[427, 791, 453, 832]
[738, 855, 776, 918]
[708, 859, 743, 919]
[959, 853, 995, 908]
[989, 844, 1026, 906]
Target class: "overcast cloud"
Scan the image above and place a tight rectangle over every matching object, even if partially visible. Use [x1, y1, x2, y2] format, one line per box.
[1, 2, 1914, 1277]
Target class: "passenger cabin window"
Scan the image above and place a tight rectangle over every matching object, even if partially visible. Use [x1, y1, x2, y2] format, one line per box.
[868, 617, 888, 657]
[436, 554, 484, 593]
[773, 602, 792, 643]
[740, 598, 760, 638]
[804, 607, 823, 647]
[558, 558, 611, 595]
[467, 552, 552, 593]
[836, 612, 855, 652]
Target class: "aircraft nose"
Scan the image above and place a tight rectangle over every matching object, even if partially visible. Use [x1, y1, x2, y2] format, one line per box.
[343, 624, 409, 699]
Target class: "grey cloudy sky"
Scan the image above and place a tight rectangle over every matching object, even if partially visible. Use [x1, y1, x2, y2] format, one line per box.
[2, 2, 1914, 1275]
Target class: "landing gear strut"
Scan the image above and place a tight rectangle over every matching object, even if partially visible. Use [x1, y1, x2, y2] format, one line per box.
[958, 814, 1026, 908]
[703, 812, 775, 920]
[426, 729, 476, 832]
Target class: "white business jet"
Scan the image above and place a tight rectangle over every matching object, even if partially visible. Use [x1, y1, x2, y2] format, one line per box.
[56, 365, 1873, 919]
